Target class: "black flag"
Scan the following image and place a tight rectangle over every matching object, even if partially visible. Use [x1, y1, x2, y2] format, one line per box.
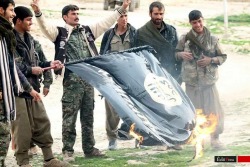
[66, 46, 196, 146]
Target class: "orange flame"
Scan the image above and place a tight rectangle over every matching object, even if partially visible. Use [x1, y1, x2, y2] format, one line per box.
[190, 109, 218, 159]
[129, 123, 144, 145]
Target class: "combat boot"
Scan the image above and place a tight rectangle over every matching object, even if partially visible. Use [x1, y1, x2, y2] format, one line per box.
[84, 147, 106, 158]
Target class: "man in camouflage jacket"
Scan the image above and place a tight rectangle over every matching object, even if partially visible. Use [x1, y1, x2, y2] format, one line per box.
[31, 0, 131, 162]
[175, 10, 227, 149]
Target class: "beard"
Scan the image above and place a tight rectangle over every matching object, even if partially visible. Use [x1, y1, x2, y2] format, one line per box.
[151, 18, 163, 26]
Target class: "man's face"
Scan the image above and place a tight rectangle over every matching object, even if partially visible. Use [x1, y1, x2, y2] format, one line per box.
[17, 17, 33, 32]
[190, 17, 204, 34]
[149, 7, 164, 26]
[63, 10, 79, 26]
[117, 14, 128, 28]
[0, 3, 16, 23]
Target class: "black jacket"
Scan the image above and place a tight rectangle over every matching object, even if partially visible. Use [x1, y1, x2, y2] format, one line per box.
[100, 23, 137, 55]
[13, 30, 52, 98]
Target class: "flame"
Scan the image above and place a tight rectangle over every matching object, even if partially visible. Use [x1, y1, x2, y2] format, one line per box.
[190, 109, 218, 159]
[129, 123, 144, 145]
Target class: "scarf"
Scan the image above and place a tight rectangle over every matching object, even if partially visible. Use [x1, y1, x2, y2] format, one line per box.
[137, 21, 175, 56]
[137, 21, 178, 77]
[186, 26, 212, 59]
[0, 15, 23, 121]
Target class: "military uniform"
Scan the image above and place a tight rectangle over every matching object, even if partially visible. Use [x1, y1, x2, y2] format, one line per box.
[35, 7, 126, 156]
[176, 28, 227, 138]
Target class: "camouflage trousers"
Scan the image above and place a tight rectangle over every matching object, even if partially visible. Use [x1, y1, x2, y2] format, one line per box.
[62, 74, 95, 154]
[0, 100, 10, 167]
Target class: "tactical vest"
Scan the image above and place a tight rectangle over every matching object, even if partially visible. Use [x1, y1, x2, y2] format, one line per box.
[53, 25, 98, 75]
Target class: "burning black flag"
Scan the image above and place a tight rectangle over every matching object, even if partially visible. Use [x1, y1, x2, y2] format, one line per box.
[66, 46, 196, 146]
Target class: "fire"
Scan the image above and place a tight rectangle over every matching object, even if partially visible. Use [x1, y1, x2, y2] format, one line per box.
[129, 123, 144, 146]
[190, 109, 218, 159]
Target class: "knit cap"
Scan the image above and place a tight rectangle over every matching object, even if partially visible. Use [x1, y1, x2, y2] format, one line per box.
[14, 6, 33, 20]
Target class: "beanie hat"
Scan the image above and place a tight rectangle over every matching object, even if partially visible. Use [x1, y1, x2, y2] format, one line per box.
[14, 6, 33, 22]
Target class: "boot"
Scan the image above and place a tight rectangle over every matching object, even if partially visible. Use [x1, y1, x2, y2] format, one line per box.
[84, 147, 106, 158]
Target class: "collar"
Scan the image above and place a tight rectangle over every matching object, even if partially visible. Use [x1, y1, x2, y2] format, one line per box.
[65, 23, 74, 32]
[114, 23, 130, 35]
[0, 15, 13, 30]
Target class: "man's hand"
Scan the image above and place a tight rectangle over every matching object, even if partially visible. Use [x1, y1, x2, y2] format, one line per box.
[29, 89, 41, 101]
[43, 87, 49, 97]
[178, 52, 193, 61]
[30, 0, 41, 14]
[32, 67, 43, 75]
[121, 0, 131, 10]
[50, 60, 64, 70]
[197, 55, 211, 68]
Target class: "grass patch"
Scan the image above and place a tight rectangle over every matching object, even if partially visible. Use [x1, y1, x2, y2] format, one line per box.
[71, 147, 196, 167]
[221, 39, 250, 46]
[213, 13, 250, 23]
[25, 145, 247, 167]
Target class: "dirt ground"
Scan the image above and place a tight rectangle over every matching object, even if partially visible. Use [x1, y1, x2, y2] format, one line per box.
[5, 0, 250, 166]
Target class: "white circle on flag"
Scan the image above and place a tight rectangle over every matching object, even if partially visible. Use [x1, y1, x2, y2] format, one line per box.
[144, 73, 182, 106]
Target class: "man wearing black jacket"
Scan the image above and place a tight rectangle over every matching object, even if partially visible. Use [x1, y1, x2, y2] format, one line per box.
[12, 6, 67, 167]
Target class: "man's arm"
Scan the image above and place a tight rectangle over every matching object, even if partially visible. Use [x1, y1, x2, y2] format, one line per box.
[16, 64, 41, 101]
[214, 39, 227, 65]
[31, 0, 59, 42]
[33, 39, 53, 86]
[89, 0, 131, 38]
[175, 34, 194, 61]
[14, 50, 33, 77]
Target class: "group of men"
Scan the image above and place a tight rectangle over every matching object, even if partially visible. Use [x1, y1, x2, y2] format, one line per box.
[0, 0, 226, 167]
[101, 1, 226, 152]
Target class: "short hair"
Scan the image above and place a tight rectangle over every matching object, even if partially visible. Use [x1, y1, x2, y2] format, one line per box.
[62, 4, 79, 17]
[116, 7, 128, 15]
[149, 1, 165, 13]
[0, 0, 15, 11]
[189, 10, 203, 21]
[13, 6, 33, 25]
